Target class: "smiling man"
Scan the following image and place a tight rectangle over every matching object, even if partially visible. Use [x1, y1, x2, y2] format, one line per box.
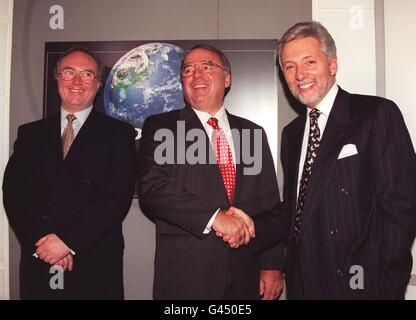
[56, 50, 102, 113]
[279, 21, 416, 299]
[3, 47, 137, 299]
[138, 44, 286, 300]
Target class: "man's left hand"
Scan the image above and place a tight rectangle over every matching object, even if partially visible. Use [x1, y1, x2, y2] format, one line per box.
[259, 270, 284, 300]
[35, 233, 71, 265]
[55, 253, 74, 272]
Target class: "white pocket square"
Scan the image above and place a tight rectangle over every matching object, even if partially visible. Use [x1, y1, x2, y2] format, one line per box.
[337, 144, 358, 159]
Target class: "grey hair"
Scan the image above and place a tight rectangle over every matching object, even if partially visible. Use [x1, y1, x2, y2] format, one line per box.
[278, 21, 337, 67]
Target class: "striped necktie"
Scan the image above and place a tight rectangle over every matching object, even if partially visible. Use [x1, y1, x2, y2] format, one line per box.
[62, 114, 76, 159]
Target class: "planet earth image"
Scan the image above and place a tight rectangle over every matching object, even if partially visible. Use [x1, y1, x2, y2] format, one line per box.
[103, 43, 185, 134]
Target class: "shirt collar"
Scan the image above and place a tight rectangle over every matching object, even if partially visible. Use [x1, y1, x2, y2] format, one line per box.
[192, 105, 229, 129]
[307, 82, 338, 117]
[61, 105, 93, 125]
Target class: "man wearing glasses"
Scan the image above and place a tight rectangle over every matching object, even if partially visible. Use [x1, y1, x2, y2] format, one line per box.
[138, 45, 286, 299]
[3, 47, 137, 299]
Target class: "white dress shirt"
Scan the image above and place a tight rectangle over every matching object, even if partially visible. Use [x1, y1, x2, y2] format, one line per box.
[192, 105, 236, 234]
[297, 83, 338, 197]
[193, 105, 236, 164]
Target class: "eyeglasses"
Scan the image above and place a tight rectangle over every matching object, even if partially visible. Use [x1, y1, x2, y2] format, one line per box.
[181, 60, 226, 78]
[58, 68, 97, 84]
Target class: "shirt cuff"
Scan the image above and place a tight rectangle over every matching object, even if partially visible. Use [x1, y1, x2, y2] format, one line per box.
[33, 249, 76, 259]
[203, 208, 221, 234]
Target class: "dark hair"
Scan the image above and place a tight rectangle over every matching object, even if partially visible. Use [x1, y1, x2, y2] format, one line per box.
[182, 44, 232, 96]
[278, 21, 337, 67]
[54, 46, 105, 82]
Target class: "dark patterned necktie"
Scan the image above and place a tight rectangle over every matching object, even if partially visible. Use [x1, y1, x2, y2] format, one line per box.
[62, 114, 76, 159]
[207, 117, 236, 205]
[293, 109, 321, 245]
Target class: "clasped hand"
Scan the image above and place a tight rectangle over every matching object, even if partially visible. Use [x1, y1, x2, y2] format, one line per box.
[35, 233, 73, 271]
[212, 207, 255, 249]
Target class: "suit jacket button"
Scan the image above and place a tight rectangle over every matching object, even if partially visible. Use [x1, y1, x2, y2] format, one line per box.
[340, 187, 349, 195]
[330, 229, 339, 235]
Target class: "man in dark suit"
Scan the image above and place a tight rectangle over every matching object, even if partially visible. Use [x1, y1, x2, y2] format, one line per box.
[278, 21, 416, 299]
[3, 48, 137, 299]
[138, 45, 286, 299]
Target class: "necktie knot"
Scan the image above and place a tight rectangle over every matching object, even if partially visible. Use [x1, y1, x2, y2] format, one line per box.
[207, 117, 219, 129]
[66, 114, 76, 122]
[309, 109, 320, 122]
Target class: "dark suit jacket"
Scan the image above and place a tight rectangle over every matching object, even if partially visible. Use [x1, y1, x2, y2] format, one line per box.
[137, 106, 286, 300]
[3, 110, 138, 299]
[281, 87, 416, 299]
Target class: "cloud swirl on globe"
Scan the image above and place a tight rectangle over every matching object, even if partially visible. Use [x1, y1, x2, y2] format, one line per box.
[103, 43, 185, 134]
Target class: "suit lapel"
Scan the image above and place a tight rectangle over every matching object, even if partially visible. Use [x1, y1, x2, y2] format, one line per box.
[179, 107, 227, 201]
[42, 115, 63, 161]
[285, 113, 306, 233]
[301, 88, 352, 231]
[63, 109, 99, 162]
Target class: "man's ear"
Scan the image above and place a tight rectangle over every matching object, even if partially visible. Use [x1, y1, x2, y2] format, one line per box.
[329, 58, 338, 76]
[225, 73, 231, 88]
[96, 80, 103, 91]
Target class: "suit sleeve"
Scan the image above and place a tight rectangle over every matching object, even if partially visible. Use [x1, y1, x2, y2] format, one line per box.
[258, 125, 288, 271]
[261, 244, 285, 270]
[280, 126, 290, 222]
[370, 100, 416, 298]
[2, 126, 55, 248]
[137, 117, 219, 239]
[258, 126, 292, 271]
[57, 125, 138, 257]
[249, 129, 288, 254]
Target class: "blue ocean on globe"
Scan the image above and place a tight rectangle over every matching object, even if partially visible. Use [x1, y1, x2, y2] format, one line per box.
[103, 43, 185, 131]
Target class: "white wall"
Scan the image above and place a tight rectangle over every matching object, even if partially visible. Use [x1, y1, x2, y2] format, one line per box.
[384, 0, 416, 299]
[313, 0, 376, 95]
[384, 0, 416, 148]
[0, 0, 12, 300]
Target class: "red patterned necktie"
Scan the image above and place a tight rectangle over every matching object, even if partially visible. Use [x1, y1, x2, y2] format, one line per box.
[207, 117, 236, 205]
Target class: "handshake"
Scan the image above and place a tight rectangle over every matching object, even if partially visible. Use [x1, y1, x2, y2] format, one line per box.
[212, 207, 255, 249]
